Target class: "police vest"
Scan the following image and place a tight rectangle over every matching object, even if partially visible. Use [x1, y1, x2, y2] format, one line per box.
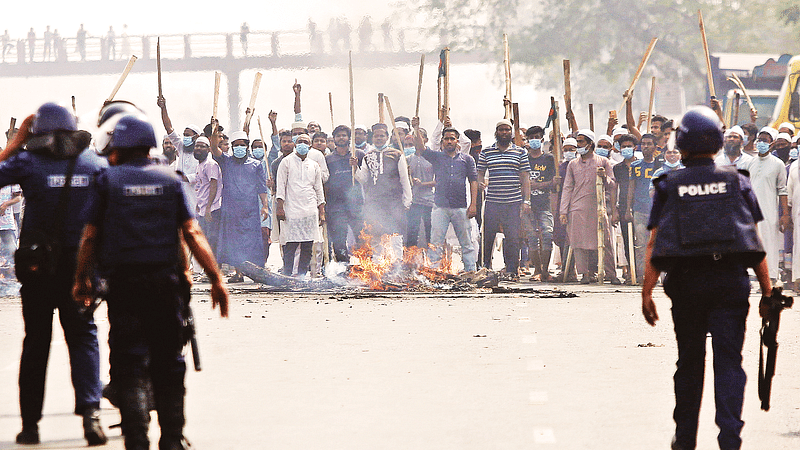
[650, 164, 764, 271]
[98, 161, 185, 268]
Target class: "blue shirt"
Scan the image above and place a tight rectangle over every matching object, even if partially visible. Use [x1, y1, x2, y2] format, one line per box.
[477, 144, 530, 204]
[630, 159, 661, 214]
[0, 148, 107, 250]
[421, 148, 477, 208]
[325, 149, 365, 212]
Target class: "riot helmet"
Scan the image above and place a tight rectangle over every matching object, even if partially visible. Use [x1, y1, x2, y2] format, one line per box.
[675, 106, 723, 155]
[110, 114, 157, 150]
[31, 102, 77, 135]
[95, 100, 143, 154]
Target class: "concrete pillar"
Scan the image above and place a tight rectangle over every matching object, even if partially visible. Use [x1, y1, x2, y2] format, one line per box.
[226, 34, 233, 58]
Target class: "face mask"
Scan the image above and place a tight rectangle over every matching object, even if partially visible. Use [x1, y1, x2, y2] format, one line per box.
[404, 146, 416, 157]
[376, 142, 388, 150]
[595, 147, 610, 157]
[233, 145, 247, 158]
[576, 146, 589, 156]
[183, 136, 194, 147]
[528, 139, 542, 150]
[614, 141, 621, 151]
[355, 141, 366, 149]
[193, 150, 208, 162]
[664, 160, 680, 169]
[292, 135, 299, 143]
[295, 143, 310, 155]
[621, 147, 635, 159]
[634, 150, 644, 160]
[756, 141, 770, 155]
[251, 147, 265, 159]
[791, 148, 799, 159]
[564, 151, 576, 161]
[610, 152, 624, 163]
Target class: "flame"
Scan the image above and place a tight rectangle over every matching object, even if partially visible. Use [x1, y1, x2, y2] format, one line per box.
[348, 226, 458, 290]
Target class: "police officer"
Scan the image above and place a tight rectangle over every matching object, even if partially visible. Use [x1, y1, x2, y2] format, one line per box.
[641, 106, 771, 450]
[72, 114, 229, 450]
[0, 103, 107, 445]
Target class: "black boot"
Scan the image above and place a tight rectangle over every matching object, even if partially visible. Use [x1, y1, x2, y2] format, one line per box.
[119, 378, 151, 450]
[15, 424, 39, 445]
[157, 389, 187, 450]
[83, 408, 108, 446]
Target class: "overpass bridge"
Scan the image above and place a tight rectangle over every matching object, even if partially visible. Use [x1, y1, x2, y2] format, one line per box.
[0, 28, 490, 127]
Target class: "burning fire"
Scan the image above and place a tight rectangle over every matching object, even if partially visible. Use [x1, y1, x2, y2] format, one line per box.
[348, 226, 457, 290]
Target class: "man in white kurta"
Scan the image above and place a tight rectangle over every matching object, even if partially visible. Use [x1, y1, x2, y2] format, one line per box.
[749, 149, 788, 281]
[275, 144, 326, 276]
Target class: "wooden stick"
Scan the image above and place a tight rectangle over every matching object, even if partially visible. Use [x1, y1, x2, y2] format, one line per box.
[257, 116, 272, 182]
[71, 96, 76, 115]
[551, 99, 562, 171]
[383, 95, 402, 151]
[349, 51, 356, 183]
[212, 71, 221, 123]
[563, 60, 573, 128]
[647, 76, 656, 132]
[698, 10, 715, 99]
[562, 246, 573, 283]
[733, 92, 741, 125]
[588, 104, 594, 132]
[436, 76, 442, 120]
[443, 47, 450, 115]
[503, 34, 512, 119]
[628, 222, 636, 284]
[157, 37, 162, 98]
[7, 117, 16, 141]
[415, 53, 425, 117]
[328, 92, 334, 130]
[596, 173, 606, 284]
[378, 93, 385, 124]
[106, 55, 138, 102]
[243, 72, 262, 131]
[512, 102, 523, 146]
[618, 37, 659, 111]
[730, 73, 756, 113]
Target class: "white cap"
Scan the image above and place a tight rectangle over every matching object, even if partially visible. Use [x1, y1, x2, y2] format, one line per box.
[779, 122, 796, 133]
[185, 124, 202, 136]
[496, 119, 513, 129]
[597, 134, 613, 145]
[229, 130, 249, 143]
[776, 132, 792, 143]
[195, 136, 210, 146]
[394, 121, 410, 130]
[725, 125, 745, 139]
[794, 135, 800, 144]
[577, 129, 595, 142]
[563, 137, 577, 147]
[291, 121, 306, 130]
[612, 127, 626, 139]
[759, 126, 778, 141]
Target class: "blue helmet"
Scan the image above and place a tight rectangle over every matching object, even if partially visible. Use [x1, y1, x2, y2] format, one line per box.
[675, 106, 723, 154]
[31, 102, 77, 135]
[97, 100, 140, 127]
[110, 114, 157, 150]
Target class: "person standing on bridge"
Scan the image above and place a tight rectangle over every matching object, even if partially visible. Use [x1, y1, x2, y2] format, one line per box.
[240, 23, 249, 55]
[27, 28, 35, 62]
[106, 26, 116, 60]
[76, 24, 87, 61]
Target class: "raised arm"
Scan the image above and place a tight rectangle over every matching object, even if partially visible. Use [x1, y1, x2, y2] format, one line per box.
[157, 95, 174, 135]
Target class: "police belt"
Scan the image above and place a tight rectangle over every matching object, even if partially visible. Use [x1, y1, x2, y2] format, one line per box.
[105, 263, 180, 279]
[670, 253, 745, 269]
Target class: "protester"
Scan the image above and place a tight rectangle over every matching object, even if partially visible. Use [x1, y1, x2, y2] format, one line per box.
[405, 126, 435, 248]
[324, 125, 365, 262]
[523, 126, 555, 280]
[629, 133, 661, 282]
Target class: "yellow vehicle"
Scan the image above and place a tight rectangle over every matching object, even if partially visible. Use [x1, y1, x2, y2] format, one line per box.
[770, 55, 800, 130]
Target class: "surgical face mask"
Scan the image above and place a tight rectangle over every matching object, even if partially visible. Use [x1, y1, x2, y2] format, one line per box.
[614, 141, 621, 152]
[292, 135, 299, 143]
[576, 146, 590, 156]
[610, 152, 624, 163]
[295, 143, 310, 155]
[595, 147, 610, 157]
[634, 150, 644, 160]
[355, 141, 366, 149]
[528, 138, 542, 150]
[664, 160, 680, 169]
[232, 145, 248, 158]
[183, 136, 194, 147]
[620, 147, 635, 160]
[251, 146, 265, 159]
[404, 146, 416, 157]
[790, 148, 799, 159]
[376, 142, 389, 150]
[756, 141, 770, 155]
[564, 151, 577, 161]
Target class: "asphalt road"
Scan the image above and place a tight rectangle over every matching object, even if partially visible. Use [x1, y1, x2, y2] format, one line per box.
[1, 281, 798, 449]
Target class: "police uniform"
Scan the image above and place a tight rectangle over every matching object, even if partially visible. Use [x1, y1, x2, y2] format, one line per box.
[646, 107, 766, 450]
[83, 119, 194, 449]
[0, 103, 107, 445]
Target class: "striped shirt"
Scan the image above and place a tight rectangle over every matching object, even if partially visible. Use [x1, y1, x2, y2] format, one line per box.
[477, 144, 530, 203]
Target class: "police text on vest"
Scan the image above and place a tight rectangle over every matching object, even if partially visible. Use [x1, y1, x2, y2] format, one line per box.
[123, 184, 164, 196]
[677, 182, 727, 197]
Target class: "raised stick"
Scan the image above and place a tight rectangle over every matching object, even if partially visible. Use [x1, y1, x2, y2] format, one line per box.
[378, 93, 385, 124]
[437, 76, 442, 119]
[730, 73, 756, 113]
[71, 96, 76, 115]
[244, 72, 262, 131]
[647, 76, 656, 132]
[157, 37, 162, 97]
[698, 10, 715, 99]
[618, 37, 658, 111]
[328, 92, 334, 130]
[443, 47, 450, 115]
[588, 104, 594, 132]
[257, 116, 271, 182]
[7, 117, 16, 141]
[212, 71, 221, 133]
[106, 55, 138, 102]
[563, 60, 574, 130]
[512, 102, 523, 146]
[349, 51, 356, 183]
[733, 92, 741, 125]
[383, 95, 402, 151]
[415, 53, 425, 117]
[503, 34, 512, 119]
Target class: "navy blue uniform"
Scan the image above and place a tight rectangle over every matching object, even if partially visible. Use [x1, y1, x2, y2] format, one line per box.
[83, 157, 193, 449]
[649, 158, 764, 450]
[0, 149, 106, 429]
